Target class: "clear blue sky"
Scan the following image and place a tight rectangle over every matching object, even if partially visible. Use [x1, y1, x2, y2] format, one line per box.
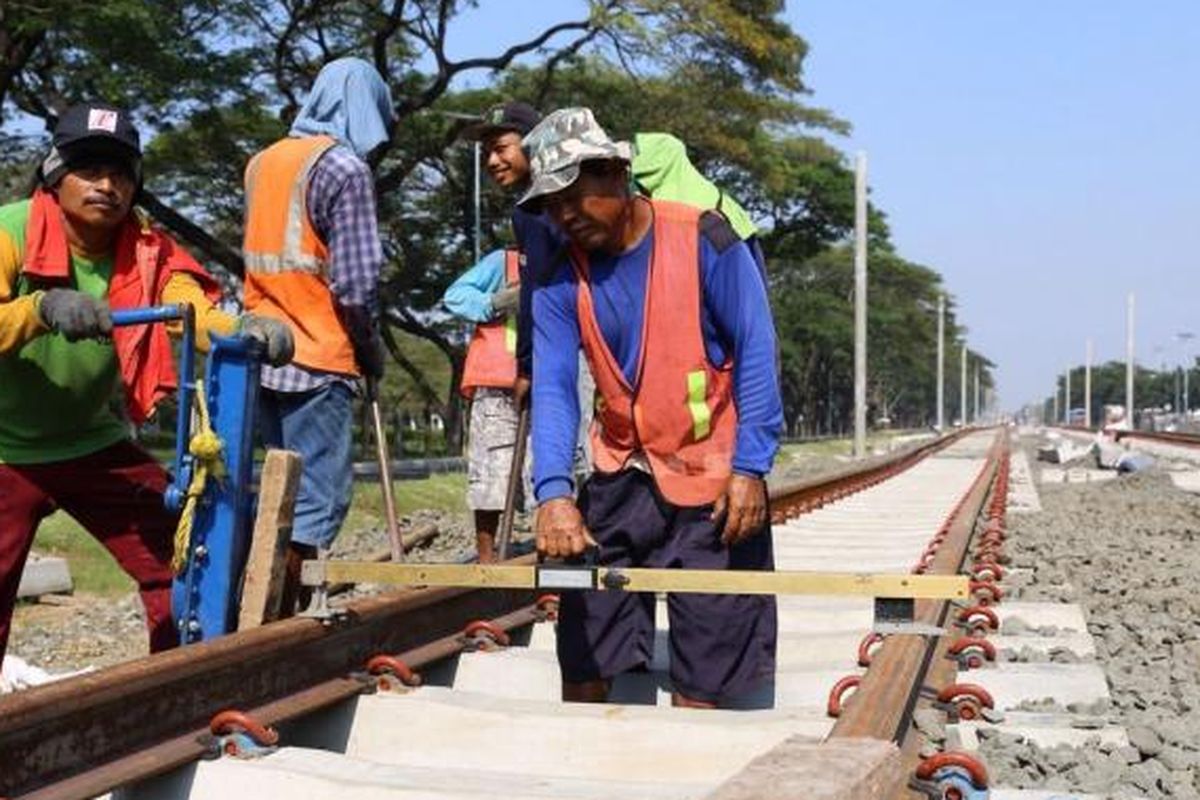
[447, 2, 1200, 409]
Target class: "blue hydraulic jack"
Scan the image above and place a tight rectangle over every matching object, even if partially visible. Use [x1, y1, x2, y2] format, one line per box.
[111, 304, 265, 644]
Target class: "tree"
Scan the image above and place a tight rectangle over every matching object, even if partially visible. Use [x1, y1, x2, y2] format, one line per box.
[1, 1, 991, 446]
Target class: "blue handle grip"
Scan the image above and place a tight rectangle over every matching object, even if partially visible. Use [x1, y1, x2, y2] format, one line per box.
[108, 304, 197, 512]
[111, 305, 187, 327]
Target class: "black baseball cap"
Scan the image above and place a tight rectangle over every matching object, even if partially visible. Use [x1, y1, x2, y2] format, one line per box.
[460, 101, 541, 141]
[41, 103, 142, 186]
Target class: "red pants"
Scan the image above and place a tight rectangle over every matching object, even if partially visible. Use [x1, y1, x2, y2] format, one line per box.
[0, 440, 179, 660]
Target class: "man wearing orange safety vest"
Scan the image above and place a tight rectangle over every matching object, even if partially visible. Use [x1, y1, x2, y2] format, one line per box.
[520, 109, 783, 707]
[442, 248, 525, 562]
[242, 58, 396, 612]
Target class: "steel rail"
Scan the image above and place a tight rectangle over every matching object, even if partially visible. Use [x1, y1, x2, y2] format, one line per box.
[826, 430, 1006, 798]
[0, 570, 538, 798]
[0, 430, 971, 799]
[1115, 428, 1200, 448]
[1057, 424, 1200, 450]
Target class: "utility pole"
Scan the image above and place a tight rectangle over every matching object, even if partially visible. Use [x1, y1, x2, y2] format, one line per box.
[973, 361, 980, 424]
[1052, 378, 1059, 426]
[936, 295, 945, 430]
[473, 141, 482, 263]
[960, 345, 967, 426]
[1064, 367, 1071, 425]
[1180, 333, 1195, 417]
[1085, 339, 1093, 428]
[1126, 293, 1135, 428]
[853, 152, 868, 457]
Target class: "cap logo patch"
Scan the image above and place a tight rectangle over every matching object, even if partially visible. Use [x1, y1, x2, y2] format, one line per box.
[88, 109, 119, 133]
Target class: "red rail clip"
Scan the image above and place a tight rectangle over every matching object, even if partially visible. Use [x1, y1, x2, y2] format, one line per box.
[826, 674, 862, 718]
[463, 619, 511, 648]
[366, 654, 423, 688]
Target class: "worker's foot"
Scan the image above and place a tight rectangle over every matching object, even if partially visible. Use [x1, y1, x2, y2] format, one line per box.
[563, 679, 611, 703]
[671, 692, 717, 709]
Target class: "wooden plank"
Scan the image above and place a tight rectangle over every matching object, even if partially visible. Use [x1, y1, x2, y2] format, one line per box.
[238, 450, 301, 629]
[301, 561, 968, 600]
[706, 737, 902, 800]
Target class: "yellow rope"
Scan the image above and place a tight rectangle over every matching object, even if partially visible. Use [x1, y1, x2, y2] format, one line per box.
[172, 379, 225, 573]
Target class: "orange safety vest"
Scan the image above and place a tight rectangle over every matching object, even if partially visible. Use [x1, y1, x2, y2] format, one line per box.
[242, 135, 360, 376]
[573, 200, 736, 507]
[460, 249, 521, 398]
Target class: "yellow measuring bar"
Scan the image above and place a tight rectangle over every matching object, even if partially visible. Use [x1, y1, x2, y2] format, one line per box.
[300, 561, 968, 600]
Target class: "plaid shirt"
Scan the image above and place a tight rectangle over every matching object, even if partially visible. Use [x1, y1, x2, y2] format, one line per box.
[261, 144, 383, 393]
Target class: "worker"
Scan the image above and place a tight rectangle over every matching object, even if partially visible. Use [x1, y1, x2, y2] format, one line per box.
[520, 108, 783, 707]
[463, 103, 766, 475]
[0, 102, 293, 662]
[442, 248, 524, 563]
[242, 57, 395, 613]
[461, 102, 557, 407]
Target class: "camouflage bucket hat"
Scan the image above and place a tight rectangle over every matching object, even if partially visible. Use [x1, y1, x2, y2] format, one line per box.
[517, 107, 633, 208]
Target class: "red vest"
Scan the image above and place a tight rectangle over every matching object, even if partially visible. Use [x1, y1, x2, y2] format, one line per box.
[21, 189, 220, 425]
[573, 200, 736, 507]
[242, 136, 360, 376]
[460, 250, 520, 398]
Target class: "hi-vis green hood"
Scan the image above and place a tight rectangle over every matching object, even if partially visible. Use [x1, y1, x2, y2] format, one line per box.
[631, 132, 757, 240]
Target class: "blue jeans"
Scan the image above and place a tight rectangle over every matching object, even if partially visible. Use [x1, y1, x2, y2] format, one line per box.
[259, 382, 354, 548]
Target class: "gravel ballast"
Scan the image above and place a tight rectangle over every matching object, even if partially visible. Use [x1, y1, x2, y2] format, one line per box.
[978, 441, 1200, 799]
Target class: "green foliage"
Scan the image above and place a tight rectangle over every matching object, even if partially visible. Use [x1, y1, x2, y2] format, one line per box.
[0, 0, 995, 449]
[1049, 361, 1198, 426]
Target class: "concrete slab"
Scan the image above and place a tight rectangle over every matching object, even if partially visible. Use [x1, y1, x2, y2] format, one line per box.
[1063, 468, 1116, 484]
[993, 633, 1096, 659]
[951, 711, 1128, 750]
[16, 554, 72, 598]
[997, 603, 1089, 634]
[969, 663, 1110, 710]
[117, 746, 707, 800]
[1040, 467, 1066, 483]
[316, 688, 828, 785]
[1169, 470, 1200, 493]
[991, 792, 1113, 800]
[455, 628, 860, 713]
[1007, 451, 1043, 513]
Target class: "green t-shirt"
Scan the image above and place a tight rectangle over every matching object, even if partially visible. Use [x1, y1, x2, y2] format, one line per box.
[0, 200, 129, 464]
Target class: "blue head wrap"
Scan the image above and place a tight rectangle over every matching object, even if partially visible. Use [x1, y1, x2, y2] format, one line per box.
[289, 57, 396, 160]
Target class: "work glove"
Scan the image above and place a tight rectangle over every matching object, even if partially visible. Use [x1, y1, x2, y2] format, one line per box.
[353, 331, 387, 381]
[491, 286, 520, 316]
[238, 314, 295, 367]
[38, 289, 113, 341]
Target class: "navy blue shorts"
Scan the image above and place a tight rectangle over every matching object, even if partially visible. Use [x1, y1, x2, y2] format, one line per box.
[556, 469, 777, 703]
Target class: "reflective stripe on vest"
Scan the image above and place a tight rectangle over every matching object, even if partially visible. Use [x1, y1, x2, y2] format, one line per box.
[574, 199, 737, 507]
[242, 136, 360, 376]
[686, 369, 711, 440]
[460, 249, 521, 397]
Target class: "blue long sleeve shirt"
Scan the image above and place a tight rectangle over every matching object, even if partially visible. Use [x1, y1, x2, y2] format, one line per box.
[442, 249, 507, 323]
[512, 207, 567, 378]
[532, 212, 783, 503]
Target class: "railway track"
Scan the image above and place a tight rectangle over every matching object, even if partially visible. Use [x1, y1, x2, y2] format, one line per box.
[1, 427, 1060, 799]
